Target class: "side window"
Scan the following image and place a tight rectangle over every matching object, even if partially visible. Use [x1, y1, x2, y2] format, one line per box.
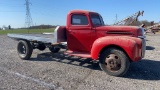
[71, 14, 88, 25]
[90, 14, 104, 26]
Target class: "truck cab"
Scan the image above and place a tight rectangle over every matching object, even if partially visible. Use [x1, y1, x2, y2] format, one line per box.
[66, 10, 105, 52]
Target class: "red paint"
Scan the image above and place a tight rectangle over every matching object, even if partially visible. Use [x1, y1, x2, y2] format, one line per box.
[91, 36, 142, 61]
[63, 10, 144, 61]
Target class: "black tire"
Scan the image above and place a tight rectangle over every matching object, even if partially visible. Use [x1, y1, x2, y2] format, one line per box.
[49, 46, 60, 53]
[99, 48, 130, 77]
[17, 40, 33, 60]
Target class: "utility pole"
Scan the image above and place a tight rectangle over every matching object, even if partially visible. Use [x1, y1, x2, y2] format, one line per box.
[115, 14, 118, 23]
[25, 0, 33, 29]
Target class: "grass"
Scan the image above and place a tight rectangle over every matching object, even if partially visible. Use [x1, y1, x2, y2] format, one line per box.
[0, 28, 55, 35]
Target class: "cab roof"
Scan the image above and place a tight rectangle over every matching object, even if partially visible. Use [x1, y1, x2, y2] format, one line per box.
[69, 10, 99, 15]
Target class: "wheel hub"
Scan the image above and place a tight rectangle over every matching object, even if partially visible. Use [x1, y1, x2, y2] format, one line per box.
[19, 43, 26, 54]
[105, 54, 121, 71]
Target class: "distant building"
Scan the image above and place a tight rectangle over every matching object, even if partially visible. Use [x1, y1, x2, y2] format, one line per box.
[2, 27, 9, 30]
[2, 25, 10, 30]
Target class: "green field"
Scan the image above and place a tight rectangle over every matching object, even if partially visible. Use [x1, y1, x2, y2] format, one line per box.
[0, 28, 55, 35]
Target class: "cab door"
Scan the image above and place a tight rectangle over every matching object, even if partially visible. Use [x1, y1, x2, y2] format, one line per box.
[67, 14, 93, 52]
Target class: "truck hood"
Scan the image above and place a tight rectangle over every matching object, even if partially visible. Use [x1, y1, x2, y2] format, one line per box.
[95, 25, 142, 37]
[95, 25, 140, 31]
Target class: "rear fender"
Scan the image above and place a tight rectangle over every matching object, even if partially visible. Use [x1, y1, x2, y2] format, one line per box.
[91, 36, 142, 61]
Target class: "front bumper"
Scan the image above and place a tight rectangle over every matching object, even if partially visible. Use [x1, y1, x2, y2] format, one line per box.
[138, 28, 146, 58]
[141, 38, 146, 58]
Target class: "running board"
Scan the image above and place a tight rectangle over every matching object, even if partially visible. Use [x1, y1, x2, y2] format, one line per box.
[65, 50, 91, 58]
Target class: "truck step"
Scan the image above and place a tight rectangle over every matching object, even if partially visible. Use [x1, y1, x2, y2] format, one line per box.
[65, 50, 91, 58]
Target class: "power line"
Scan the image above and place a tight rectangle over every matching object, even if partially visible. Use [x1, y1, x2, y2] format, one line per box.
[25, 0, 33, 28]
[0, 11, 25, 12]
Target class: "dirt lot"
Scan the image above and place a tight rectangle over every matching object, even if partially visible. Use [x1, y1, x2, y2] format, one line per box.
[0, 34, 160, 90]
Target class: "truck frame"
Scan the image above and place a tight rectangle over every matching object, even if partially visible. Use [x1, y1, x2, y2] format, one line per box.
[8, 10, 146, 77]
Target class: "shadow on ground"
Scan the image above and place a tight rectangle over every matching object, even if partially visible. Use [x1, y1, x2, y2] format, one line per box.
[30, 52, 160, 80]
[146, 46, 155, 50]
[124, 59, 160, 80]
[30, 51, 101, 70]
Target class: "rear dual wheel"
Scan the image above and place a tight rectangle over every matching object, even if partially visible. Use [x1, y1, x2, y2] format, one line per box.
[17, 40, 33, 60]
[99, 48, 130, 77]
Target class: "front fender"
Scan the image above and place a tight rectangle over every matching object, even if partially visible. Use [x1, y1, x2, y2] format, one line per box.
[91, 36, 142, 62]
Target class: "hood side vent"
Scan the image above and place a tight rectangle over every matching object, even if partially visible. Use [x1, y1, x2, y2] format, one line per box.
[106, 31, 132, 35]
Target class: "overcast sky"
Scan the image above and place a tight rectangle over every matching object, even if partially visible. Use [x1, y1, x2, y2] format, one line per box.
[0, 0, 160, 28]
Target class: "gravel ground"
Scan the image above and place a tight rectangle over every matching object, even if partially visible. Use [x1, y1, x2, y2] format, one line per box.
[0, 34, 160, 90]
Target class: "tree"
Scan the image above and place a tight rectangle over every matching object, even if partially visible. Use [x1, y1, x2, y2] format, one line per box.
[8, 25, 11, 29]
[140, 20, 151, 27]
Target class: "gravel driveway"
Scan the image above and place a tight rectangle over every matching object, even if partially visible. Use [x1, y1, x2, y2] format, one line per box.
[0, 34, 160, 90]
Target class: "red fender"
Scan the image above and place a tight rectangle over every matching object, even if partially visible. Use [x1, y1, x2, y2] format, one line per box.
[91, 36, 142, 62]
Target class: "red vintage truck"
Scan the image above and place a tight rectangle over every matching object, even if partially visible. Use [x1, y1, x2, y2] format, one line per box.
[8, 10, 146, 76]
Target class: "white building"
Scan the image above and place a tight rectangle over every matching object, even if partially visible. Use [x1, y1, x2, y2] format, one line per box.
[2, 26, 9, 30]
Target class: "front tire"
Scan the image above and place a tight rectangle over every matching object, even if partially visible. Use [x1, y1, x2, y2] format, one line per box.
[99, 48, 130, 77]
[17, 40, 33, 60]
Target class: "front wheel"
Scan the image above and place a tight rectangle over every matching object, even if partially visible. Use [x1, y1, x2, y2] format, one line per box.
[99, 48, 130, 77]
[17, 40, 33, 60]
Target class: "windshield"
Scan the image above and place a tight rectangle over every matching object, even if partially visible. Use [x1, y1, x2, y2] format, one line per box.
[90, 14, 105, 26]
